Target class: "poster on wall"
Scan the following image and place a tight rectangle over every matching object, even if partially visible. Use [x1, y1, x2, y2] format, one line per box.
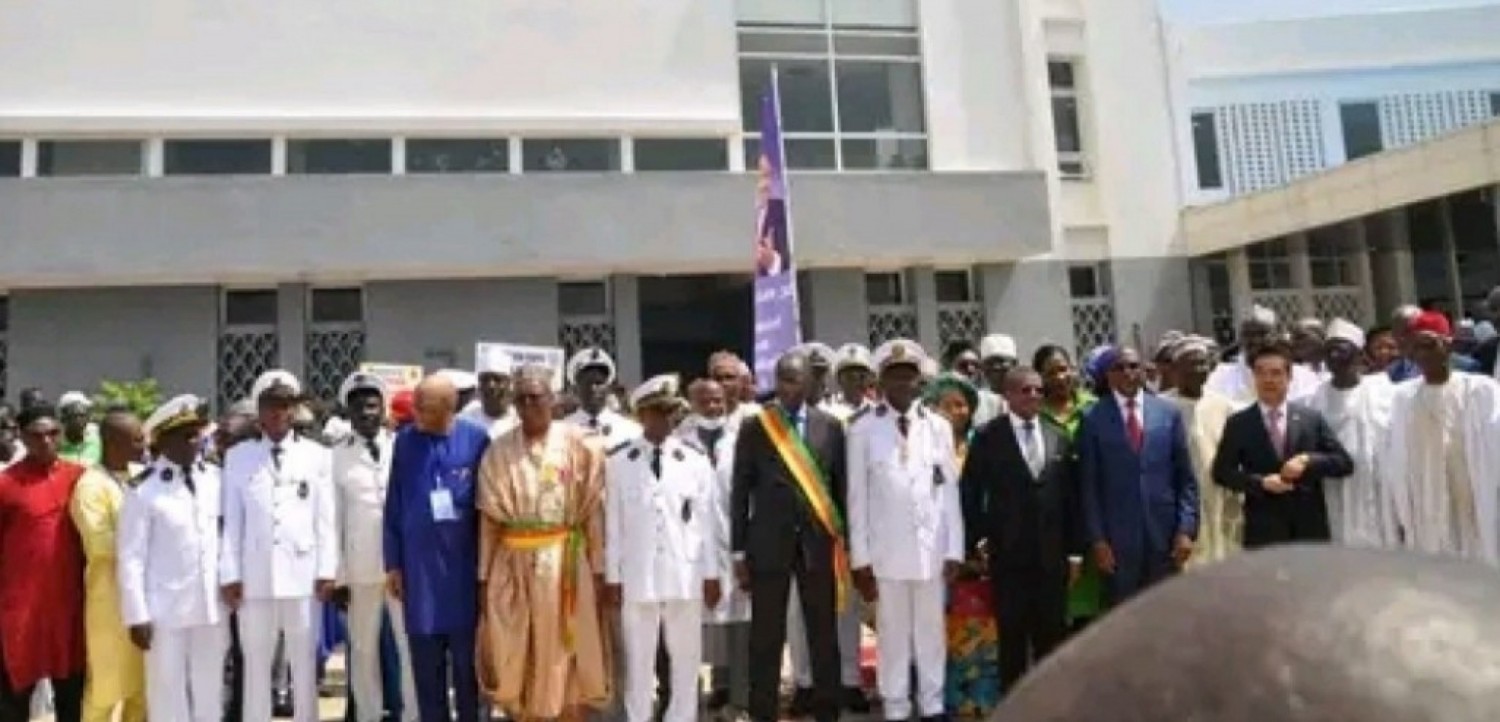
[475, 342, 566, 391]
[358, 362, 424, 393]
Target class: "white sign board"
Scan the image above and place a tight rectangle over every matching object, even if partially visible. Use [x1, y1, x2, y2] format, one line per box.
[358, 362, 424, 393]
[475, 342, 566, 392]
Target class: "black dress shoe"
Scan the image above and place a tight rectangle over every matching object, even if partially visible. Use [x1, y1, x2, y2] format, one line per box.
[706, 689, 731, 711]
[842, 686, 871, 714]
[272, 690, 293, 718]
[787, 687, 815, 717]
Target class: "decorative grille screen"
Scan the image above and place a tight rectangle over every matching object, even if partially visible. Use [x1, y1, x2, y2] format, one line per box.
[559, 315, 616, 359]
[1250, 291, 1304, 331]
[1380, 91, 1494, 149]
[867, 305, 918, 347]
[1312, 290, 1364, 326]
[937, 303, 986, 350]
[306, 325, 366, 403]
[218, 328, 277, 411]
[1070, 298, 1117, 359]
[1214, 99, 1327, 195]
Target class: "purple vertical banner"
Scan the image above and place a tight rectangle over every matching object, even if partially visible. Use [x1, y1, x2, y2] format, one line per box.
[752, 69, 803, 393]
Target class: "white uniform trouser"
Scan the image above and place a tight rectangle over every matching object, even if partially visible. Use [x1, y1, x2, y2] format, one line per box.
[622, 600, 702, 722]
[874, 578, 945, 721]
[241, 597, 319, 722]
[348, 583, 419, 722]
[787, 584, 862, 687]
[147, 624, 227, 722]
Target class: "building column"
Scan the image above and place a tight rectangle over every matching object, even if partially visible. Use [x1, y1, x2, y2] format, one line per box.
[1438, 197, 1465, 316]
[1225, 248, 1253, 323]
[276, 283, 308, 377]
[976, 260, 1072, 356]
[1369, 208, 1416, 316]
[801, 269, 867, 346]
[1287, 232, 1312, 320]
[1188, 258, 1216, 335]
[1348, 218, 1377, 327]
[609, 275, 642, 387]
[910, 266, 942, 352]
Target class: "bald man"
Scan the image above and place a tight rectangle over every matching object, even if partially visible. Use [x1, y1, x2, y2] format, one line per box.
[384, 375, 492, 722]
[995, 546, 1500, 721]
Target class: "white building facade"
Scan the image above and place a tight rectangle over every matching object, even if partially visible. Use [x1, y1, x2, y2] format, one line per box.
[1165, 2, 1500, 338]
[0, 0, 1190, 404]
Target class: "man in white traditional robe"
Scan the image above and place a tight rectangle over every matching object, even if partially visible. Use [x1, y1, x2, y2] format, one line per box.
[1206, 305, 1321, 406]
[1305, 319, 1396, 548]
[1381, 311, 1500, 564]
[1161, 336, 1239, 567]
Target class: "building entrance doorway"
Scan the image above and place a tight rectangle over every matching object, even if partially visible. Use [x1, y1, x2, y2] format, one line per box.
[638, 274, 753, 380]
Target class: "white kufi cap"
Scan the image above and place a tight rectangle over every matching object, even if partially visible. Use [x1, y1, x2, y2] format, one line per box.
[979, 334, 1018, 361]
[1326, 318, 1365, 349]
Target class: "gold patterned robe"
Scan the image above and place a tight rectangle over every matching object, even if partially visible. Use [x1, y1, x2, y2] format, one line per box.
[1162, 390, 1240, 568]
[477, 422, 612, 719]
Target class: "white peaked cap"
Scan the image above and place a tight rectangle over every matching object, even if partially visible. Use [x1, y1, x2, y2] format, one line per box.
[872, 338, 927, 372]
[629, 374, 682, 411]
[337, 371, 389, 405]
[1326, 318, 1365, 349]
[979, 334, 1018, 360]
[798, 342, 837, 367]
[435, 368, 478, 392]
[251, 369, 303, 401]
[143, 394, 207, 442]
[834, 343, 874, 373]
[566, 347, 617, 385]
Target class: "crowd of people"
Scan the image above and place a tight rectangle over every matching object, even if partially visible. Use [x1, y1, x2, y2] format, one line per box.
[0, 289, 1497, 722]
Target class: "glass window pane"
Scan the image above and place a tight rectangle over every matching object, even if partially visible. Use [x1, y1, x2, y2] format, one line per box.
[164, 139, 272, 175]
[406, 139, 509, 174]
[832, 34, 920, 57]
[634, 139, 729, 171]
[0, 142, 21, 177]
[0, 297, 8, 333]
[831, 0, 916, 29]
[934, 270, 972, 303]
[559, 281, 609, 316]
[310, 288, 363, 324]
[746, 138, 837, 171]
[864, 272, 904, 304]
[738, 31, 828, 54]
[38, 140, 142, 177]
[1068, 266, 1098, 299]
[1340, 102, 1383, 160]
[288, 139, 392, 174]
[1191, 111, 1223, 190]
[839, 138, 927, 170]
[1491, 91, 1499, 117]
[224, 290, 278, 326]
[521, 139, 620, 172]
[740, 57, 835, 133]
[1048, 61, 1076, 90]
[1051, 97, 1082, 153]
[735, 0, 826, 27]
[836, 61, 925, 133]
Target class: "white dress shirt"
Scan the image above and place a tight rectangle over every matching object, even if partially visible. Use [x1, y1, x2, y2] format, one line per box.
[1009, 413, 1045, 477]
[1114, 390, 1145, 428]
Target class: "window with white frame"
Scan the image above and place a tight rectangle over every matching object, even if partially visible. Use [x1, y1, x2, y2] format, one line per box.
[1247, 239, 1293, 291]
[0, 141, 20, 177]
[864, 271, 906, 305]
[164, 139, 273, 176]
[737, 0, 927, 171]
[1049, 59, 1087, 178]
[37, 140, 144, 177]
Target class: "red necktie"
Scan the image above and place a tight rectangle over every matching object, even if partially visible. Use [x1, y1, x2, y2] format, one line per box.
[1125, 398, 1143, 453]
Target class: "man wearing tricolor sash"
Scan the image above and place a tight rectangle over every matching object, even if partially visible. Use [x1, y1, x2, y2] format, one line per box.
[731, 351, 849, 722]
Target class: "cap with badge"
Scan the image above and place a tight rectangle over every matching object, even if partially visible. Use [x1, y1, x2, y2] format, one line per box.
[566, 347, 617, 386]
[251, 369, 304, 402]
[144, 394, 210, 443]
[629, 374, 684, 414]
[834, 343, 874, 374]
[338, 371, 388, 406]
[799, 342, 837, 368]
[979, 334, 1018, 361]
[873, 338, 927, 372]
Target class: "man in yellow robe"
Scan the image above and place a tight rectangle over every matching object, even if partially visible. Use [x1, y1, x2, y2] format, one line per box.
[68, 409, 148, 722]
[477, 365, 612, 721]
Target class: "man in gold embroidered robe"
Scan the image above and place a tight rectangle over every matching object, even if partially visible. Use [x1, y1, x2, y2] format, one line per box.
[477, 365, 612, 721]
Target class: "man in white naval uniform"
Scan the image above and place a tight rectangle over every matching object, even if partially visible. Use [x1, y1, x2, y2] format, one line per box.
[604, 375, 721, 722]
[823, 344, 875, 424]
[563, 347, 642, 448]
[333, 372, 419, 722]
[220, 370, 338, 722]
[117, 395, 226, 722]
[848, 340, 964, 722]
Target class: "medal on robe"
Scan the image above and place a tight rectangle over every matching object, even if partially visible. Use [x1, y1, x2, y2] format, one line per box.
[673, 449, 684, 461]
[298, 480, 309, 499]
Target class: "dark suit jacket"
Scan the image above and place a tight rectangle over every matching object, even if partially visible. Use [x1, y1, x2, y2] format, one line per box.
[1078, 394, 1199, 565]
[731, 402, 847, 572]
[960, 414, 1082, 574]
[1211, 401, 1354, 546]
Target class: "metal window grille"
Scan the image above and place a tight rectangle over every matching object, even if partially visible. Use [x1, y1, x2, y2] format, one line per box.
[1216, 99, 1327, 195]
[1312, 291, 1364, 327]
[217, 328, 278, 411]
[559, 315, 617, 360]
[937, 303, 985, 349]
[867, 304, 917, 347]
[1249, 290, 1304, 332]
[1069, 299, 1116, 360]
[306, 324, 366, 403]
[1380, 90, 1494, 149]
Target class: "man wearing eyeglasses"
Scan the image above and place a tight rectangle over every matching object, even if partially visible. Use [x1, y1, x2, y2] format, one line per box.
[1078, 347, 1199, 608]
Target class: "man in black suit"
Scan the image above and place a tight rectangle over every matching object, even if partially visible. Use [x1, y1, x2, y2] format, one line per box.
[1212, 343, 1353, 547]
[960, 367, 1082, 689]
[731, 351, 847, 722]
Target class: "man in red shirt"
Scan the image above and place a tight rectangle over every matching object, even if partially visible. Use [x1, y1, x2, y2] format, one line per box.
[0, 403, 88, 722]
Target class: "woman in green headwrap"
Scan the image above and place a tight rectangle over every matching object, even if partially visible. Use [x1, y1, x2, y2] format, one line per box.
[925, 372, 980, 467]
[1030, 344, 1100, 632]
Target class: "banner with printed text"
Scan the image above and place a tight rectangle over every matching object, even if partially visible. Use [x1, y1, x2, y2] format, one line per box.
[752, 70, 803, 394]
[358, 363, 424, 393]
[474, 342, 566, 392]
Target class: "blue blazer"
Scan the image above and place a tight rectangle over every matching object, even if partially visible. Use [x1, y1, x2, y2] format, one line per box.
[1078, 393, 1199, 564]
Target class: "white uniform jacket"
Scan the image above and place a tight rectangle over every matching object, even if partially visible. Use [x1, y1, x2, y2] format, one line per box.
[604, 436, 717, 605]
[565, 408, 643, 451]
[220, 434, 338, 599]
[847, 404, 964, 582]
[117, 458, 224, 629]
[674, 416, 746, 623]
[332, 430, 394, 587]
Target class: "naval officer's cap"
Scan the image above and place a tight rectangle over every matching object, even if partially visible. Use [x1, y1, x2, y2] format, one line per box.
[873, 338, 927, 373]
[251, 369, 304, 403]
[834, 343, 874, 374]
[338, 372, 389, 406]
[144, 394, 210, 443]
[629, 374, 685, 414]
[567, 348, 617, 386]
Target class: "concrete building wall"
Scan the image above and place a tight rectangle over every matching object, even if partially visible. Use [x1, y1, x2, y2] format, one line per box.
[978, 261, 1074, 356]
[801, 269, 868, 346]
[363, 278, 559, 371]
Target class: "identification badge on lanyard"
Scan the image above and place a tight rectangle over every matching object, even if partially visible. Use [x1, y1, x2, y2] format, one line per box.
[430, 488, 457, 522]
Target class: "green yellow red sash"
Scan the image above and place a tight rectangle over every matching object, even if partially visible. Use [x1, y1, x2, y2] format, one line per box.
[760, 407, 851, 611]
[501, 520, 586, 649]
